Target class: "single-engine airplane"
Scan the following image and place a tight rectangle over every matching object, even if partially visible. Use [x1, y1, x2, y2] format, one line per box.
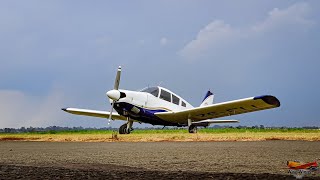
[62, 66, 280, 134]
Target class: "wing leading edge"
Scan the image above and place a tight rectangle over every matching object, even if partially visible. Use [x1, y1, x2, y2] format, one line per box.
[155, 95, 280, 124]
[62, 108, 127, 120]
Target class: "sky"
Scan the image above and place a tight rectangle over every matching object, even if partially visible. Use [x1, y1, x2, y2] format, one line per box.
[0, 1, 319, 128]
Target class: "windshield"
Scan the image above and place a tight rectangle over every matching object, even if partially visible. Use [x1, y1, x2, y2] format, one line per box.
[141, 87, 159, 97]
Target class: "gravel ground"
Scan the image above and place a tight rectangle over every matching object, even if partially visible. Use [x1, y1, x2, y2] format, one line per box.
[0, 141, 319, 179]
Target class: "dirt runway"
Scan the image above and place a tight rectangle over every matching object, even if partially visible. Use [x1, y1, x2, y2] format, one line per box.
[0, 141, 319, 179]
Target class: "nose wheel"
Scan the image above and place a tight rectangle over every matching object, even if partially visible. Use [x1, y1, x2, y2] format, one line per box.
[119, 118, 133, 134]
[119, 123, 129, 134]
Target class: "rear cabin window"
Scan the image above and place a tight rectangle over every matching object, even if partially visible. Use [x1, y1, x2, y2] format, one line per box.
[172, 94, 180, 105]
[160, 89, 171, 102]
[181, 101, 186, 107]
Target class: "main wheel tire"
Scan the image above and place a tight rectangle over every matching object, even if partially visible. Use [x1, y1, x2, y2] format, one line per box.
[126, 129, 131, 134]
[188, 125, 197, 133]
[119, 124, 128, 134]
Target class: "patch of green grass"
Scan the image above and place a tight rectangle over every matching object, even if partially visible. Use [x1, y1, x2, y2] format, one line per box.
[22, 129, 115, 135]
[0, 128, 319, 142]
[1, 128, 318, 135]
[133, 128, 318, 134]
[199, 128, 317, 133]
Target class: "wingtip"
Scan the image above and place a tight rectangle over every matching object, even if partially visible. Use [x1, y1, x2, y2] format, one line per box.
[61, 108, 68, 112]
[254, 95, 281, 107]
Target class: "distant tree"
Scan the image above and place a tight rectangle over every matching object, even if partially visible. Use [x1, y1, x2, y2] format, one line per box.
[4, 128, 11, 133]
[20, 127, 26, 132]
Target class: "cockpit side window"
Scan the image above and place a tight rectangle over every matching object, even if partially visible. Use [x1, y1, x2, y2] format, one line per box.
[150, 88, 159, 97]
[160, 89, 171, 102]
[172, 94, 180, 105]
[141, 87, 159, 97]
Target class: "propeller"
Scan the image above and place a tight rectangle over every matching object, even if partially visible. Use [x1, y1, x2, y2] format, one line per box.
[107, 66, 122, 125]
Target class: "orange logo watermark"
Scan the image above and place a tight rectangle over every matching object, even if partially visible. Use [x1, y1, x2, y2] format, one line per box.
[287, 160, 319, 179]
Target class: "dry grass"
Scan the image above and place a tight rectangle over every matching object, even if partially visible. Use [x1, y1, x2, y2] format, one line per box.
[0, 131, 319, 142]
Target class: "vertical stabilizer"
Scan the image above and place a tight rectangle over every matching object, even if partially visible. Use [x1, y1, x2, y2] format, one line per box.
[200, 91, 214, 107]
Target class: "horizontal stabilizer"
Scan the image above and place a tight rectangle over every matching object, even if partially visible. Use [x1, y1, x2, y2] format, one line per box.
[192, 119, 239, 127]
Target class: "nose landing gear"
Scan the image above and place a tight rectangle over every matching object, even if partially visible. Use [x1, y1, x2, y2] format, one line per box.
[119, 117, 133, 134]
[119, 123, 130, 134]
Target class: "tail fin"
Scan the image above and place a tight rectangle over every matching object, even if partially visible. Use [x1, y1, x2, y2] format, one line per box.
[200, 91, 214, 107]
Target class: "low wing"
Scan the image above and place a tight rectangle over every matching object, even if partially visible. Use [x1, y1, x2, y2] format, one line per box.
[155, 95, 280, 124]
[62, 108, 127, 120]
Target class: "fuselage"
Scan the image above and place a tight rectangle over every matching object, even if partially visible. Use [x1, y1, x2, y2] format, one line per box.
[112, 86, 192, 126]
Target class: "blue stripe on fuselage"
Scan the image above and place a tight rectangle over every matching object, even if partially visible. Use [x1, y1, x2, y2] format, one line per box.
[113, 102, 179, 126]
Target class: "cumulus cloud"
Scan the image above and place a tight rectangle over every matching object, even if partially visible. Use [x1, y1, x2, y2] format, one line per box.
[252, 2, 314, 32]
[179, 2, 314, 60]
[0, 89, 65, 128]
[179, 20, 238, 60]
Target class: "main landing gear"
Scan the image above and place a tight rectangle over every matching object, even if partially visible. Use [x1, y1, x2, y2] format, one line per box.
[119, 118, 133, 134]
[188, 124, 197, 133]
[188, 118, 197, 133]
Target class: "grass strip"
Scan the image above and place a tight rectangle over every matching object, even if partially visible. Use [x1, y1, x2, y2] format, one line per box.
[0, 129, 319, 142]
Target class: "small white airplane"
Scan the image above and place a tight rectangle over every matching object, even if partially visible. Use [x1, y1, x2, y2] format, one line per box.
[62, 66, 280, 134]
